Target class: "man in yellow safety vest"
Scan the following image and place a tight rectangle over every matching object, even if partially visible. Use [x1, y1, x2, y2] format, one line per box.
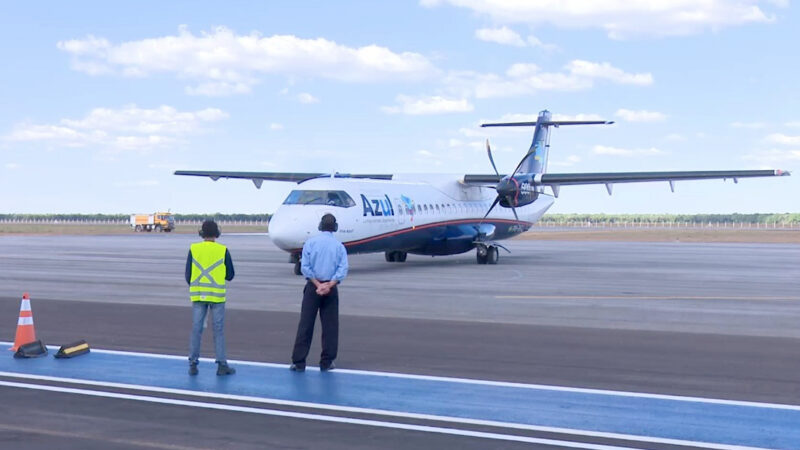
[186, 219, 235, 376]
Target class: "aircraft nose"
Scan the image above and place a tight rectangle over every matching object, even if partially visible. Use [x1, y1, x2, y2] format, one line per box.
[268, 210, 309, 251]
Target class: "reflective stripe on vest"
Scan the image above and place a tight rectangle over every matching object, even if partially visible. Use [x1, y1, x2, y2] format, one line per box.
[189, 241, 227, 303]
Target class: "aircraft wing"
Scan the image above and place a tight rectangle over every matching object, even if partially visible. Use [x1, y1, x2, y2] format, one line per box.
[463, 169, 790, 196]
[174, 170, 393, 188]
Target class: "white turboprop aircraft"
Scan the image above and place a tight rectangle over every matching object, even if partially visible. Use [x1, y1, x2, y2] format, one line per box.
[176, 110, 790, 274]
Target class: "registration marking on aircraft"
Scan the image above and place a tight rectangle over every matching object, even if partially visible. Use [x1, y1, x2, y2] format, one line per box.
[0, 343, 797, 449]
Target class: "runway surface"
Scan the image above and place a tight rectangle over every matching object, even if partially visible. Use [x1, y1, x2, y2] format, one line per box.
[1, 233, 799, 449]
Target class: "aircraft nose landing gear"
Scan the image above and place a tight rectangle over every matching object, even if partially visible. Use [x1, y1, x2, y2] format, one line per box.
[476, 244, 499, 265]
[290, 253, 302, 275]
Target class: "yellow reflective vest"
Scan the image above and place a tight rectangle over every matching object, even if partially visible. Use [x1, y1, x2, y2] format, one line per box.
[189, 241, 227, 303]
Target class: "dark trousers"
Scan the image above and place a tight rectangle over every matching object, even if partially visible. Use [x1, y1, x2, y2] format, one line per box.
[291, 281, 339, 366]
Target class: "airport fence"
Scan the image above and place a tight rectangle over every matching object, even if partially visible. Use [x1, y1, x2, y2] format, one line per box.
[529, 221, 800, 230]
[1, 214, 798, 230]
[0, 218, 268, 226]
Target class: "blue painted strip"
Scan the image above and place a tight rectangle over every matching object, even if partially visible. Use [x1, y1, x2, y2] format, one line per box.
[1, 349, 797, 448]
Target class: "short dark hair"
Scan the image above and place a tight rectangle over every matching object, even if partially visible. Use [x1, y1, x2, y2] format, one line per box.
[318, 214, 337, 232]
[199, 219, 221, 238]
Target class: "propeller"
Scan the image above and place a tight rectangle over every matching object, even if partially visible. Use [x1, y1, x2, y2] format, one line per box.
[482, 140, 519, 221]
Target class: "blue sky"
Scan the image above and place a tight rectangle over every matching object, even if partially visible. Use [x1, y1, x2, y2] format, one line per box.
[1, 1, 797, 214]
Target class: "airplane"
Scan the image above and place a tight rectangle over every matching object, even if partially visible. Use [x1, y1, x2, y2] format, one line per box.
[176, 110, 790, 274]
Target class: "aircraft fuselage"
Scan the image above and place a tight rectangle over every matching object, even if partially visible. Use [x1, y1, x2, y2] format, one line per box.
[267, 174, 554, 257]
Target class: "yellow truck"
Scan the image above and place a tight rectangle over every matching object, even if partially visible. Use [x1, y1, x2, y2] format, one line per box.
[130, 212, 175, 232]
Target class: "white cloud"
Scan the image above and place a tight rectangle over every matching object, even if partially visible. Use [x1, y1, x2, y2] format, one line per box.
[474, 28, 558, 50]
[423, 1, 780, 39]
[593, 145, 665, 157]
[5, 105, 228, 151]
[382, 95, 474, 115]
[784, 121, 800, 128]
[765, 133, 800, 145]
[526, 35, 558, 51]
[553, 113, 606, 121]
[549, 155, 582, 167]
[615, 109, 667, 122]
[566, 61, 653, 85]
[5, 163, 20, 170]
[458, 127, 489, 138]
[297, 92, 319, 104]
[58, 26, 437, 96]
[475, 27, 526, 46]
[269, 123, 284, 130]
[448, 60, 652, 99]
[743, 148, 800, 163]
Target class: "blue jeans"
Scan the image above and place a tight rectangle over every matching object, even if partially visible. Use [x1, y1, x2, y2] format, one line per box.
[189, 301, 227, 364]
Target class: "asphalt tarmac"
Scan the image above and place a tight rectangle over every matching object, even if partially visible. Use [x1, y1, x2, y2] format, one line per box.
[1, 233, 798, 449]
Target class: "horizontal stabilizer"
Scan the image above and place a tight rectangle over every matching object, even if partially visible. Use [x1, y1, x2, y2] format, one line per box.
[481, 120, 613, 128]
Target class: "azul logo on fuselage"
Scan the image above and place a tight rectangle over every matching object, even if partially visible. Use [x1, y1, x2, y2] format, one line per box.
[361, 194, 395, 217]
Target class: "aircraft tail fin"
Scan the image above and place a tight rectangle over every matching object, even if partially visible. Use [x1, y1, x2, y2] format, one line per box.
[482, 111, 613, 174]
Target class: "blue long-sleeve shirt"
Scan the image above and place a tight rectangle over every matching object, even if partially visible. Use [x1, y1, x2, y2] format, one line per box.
[185, 249, 234, 284]
[301, 232, 348, 282]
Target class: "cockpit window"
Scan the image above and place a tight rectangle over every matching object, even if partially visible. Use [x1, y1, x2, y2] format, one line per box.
[283, 190, 356, 207]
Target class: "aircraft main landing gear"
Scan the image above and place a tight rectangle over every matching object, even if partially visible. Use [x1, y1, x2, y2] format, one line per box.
[384, 251, 407, 262]
[476, 245, 499, 265]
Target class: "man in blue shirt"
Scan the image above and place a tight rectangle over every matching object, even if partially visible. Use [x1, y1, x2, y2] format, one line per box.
[290, 213, 349, 372]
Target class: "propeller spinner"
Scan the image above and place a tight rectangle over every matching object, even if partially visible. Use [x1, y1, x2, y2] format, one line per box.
[482, 140, 539, 221]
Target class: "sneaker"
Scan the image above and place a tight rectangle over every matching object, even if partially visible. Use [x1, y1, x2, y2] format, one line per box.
[320, 361, 336, 371]
[189, 362, 198, 376]
[289, 363, 305, 372]
[216, 363, 236, 376]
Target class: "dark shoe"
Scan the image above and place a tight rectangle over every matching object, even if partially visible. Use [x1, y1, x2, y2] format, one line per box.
[289, 363, 305, 372]
[320, 361, 336, 371]
[188, 363, 198, 376]
[216, 363, 236, 376]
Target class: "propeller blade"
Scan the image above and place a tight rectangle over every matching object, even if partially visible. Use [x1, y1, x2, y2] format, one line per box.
[510, 152, 533, 179]
[482, 196, 502, 221]
[486, 139, 499, 177]
[510, 205, 519, 221]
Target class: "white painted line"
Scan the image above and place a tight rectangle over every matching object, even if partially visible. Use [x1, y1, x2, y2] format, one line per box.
[0, 371, 767, 450]
[0, 380, 637, 450]
[10, 341, 791, 413]
[495, 295, 800, 301]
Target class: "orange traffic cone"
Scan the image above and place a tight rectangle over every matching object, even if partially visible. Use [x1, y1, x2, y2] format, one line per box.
[10, 293, 37, 351]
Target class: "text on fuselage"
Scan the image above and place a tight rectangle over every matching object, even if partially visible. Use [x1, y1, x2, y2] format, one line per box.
[361, 194, 395, 217]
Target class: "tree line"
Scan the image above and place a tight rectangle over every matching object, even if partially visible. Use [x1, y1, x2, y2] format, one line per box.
[0, 213, 798, 224]
[0, 213, 271, 222]
[538, 213, 800, 224]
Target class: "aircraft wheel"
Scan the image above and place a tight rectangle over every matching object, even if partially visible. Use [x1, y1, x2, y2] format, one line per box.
[487, 246, 499, 265]
[395, 252, 407, 262]
[294, 261, 302, 276]
[385, 251, 396, 262]
[476, 246, 488, 265]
